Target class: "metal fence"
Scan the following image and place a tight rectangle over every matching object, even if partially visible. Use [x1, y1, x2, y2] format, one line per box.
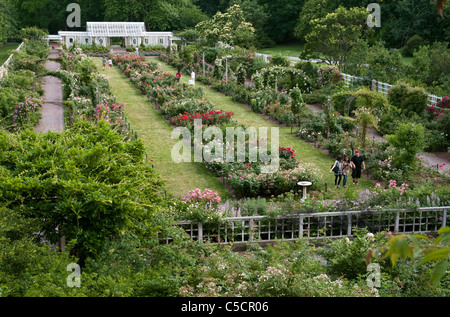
[166, 207, 448, 245]
[0, 42, 24, 80]
[342, 74, 443, 107]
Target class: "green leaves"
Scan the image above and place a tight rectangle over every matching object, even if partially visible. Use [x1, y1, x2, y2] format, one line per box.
[384, 227, 450, 287]
[304, 5, 372, 72]
[0, 121, 165, 261]
[385, 234, 413, 266]
[195, 4, 256, 48]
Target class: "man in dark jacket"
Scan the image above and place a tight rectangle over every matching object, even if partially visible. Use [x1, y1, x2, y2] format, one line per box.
[351, 150, 365, 185]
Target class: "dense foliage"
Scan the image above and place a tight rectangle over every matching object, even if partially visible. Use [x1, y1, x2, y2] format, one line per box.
[0, 120, 165, 261]
[0, 33, 49, 131]
[2, 0, 448, 48]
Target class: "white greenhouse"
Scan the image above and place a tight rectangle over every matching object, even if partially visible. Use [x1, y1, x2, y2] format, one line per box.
[58, 22, 173, 48]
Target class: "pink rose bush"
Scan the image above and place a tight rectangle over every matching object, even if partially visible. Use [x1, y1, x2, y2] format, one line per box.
[183, 188, 221, 205]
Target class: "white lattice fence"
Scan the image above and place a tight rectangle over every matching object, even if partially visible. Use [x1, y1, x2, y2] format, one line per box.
[164, 207, 448, 245]
[342, 73, 360, 88]
[0, 42, 24, 80]
[427, 94, 443, 108]
[376, 81, 393, 95]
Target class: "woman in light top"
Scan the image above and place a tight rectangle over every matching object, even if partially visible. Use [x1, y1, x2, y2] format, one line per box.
[330, 155, 343, 188]
[341, 156, 354, 188]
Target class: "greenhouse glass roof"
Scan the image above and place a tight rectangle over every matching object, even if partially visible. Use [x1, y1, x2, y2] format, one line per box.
[86, 22, 147, 37]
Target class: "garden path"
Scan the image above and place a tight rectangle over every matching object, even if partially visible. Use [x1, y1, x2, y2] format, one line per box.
[91, 57, 230, 198]
[34, 45, 64, 133]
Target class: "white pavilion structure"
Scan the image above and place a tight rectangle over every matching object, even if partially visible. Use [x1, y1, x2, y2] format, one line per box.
[58, 22, 173, 48]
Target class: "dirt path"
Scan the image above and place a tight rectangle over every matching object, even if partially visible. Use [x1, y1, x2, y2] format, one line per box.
[34, 45, 64, 133]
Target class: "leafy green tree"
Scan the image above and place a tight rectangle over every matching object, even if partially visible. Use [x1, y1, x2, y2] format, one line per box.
[303, 6, 372, 73]
[365, 42, 406, 83]
[195, 0, 230, 16]
[0, 207, 79, 297]
[0, 121, 165, 262]
[407, 42, 450, 95]
[229, 0, 273, 47]
[0, 0, 17, 44]
[379, 0, 450, 47]
[386, 122, 426, 173]
[195, 4, 255, 48]
[258, 0, 306, 43]
[402, 34, 428, 57]
[9, 0, 48, 29]
[104, 0, 206, 31]
[345, 38, 369, 76]
[294, 0, 334, 43]
[19, 26, 48, 40]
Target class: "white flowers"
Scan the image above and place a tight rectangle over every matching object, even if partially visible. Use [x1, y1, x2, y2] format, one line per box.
[257, 266, 289, 283]
[313, 273, 329, 280]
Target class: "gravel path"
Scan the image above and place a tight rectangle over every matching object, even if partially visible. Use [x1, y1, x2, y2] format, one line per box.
[34, 46, 64, 134]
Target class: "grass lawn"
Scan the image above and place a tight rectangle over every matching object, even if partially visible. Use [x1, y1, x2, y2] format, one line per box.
[402, 56, 414, 65]
[92, 57, 231, 199]
[155, 58, 375, 199]
[257, 43, 305, 57]
[0, 43, 19, 65]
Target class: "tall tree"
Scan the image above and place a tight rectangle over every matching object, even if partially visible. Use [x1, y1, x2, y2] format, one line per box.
[229, 0, 272, 47]
[303, 6, 372, 72]
[196, 4, 255, 48]
[195, 0, 230, 16]
[10, 0, 49, 30]
[0, 0, 17, 43]
[104, 0, 206, 31]
[259, 0, 306, 43]
[294, 0, 335, 43]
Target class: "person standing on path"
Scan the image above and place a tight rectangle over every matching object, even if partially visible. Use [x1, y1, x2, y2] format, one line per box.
[351, 150, 365, 185]
[190, 70, 196, 86]
[102, 56, 107, 71]
[341, 156, 354, 188]
[108, 57, 113, 70]
[330, 155, 343, 188]
[176, 70, 181, 83]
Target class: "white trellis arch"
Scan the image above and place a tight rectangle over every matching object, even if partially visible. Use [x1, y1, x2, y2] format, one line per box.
[59, 22, 173, 48]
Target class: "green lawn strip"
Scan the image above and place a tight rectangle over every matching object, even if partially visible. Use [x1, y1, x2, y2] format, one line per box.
[157, 58, 375, 198]
[92, 57, 231, 199]
[257, 44, 305, 57]
[0, 43, 19, 65]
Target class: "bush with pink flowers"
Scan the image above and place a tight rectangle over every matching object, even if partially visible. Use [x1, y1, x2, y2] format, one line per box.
[12, 97, 44, 130]
[183, 188, 221, 205]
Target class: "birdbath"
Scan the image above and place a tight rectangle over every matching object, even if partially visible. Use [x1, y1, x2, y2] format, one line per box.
[297, 181, 312, 201]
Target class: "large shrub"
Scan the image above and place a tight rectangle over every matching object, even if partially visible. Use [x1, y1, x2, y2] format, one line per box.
[402, 34, 427, 57]
[386, 122, 426, 174]
[387, 82, 428, 115]
[161, 98, 216, 118]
